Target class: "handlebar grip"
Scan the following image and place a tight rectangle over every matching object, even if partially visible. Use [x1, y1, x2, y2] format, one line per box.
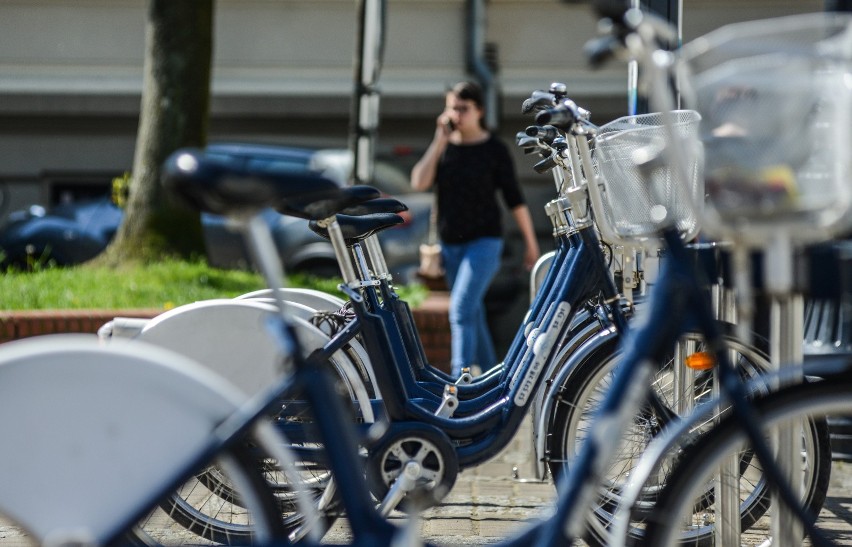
[584, 34, 621, 68]
[533, 154, 558, 174]
[521, 90, 557, 114]
[535, 100, 580, 129]
[525, 125, 560, 144]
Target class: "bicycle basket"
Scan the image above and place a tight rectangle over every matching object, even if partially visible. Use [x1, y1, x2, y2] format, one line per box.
[678, 13, 852, 245]
[592, 110, 704, 248]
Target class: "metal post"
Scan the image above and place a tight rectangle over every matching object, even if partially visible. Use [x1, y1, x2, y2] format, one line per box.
[766, 234, 804, 547]
[349, 0, 386, 186]
[467, 0, 499, 130]
[713, 283, 741, 545]
[636, 0, 681, 114]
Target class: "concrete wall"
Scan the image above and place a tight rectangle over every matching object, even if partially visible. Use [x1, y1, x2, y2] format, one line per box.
[0, 0, 825, 212]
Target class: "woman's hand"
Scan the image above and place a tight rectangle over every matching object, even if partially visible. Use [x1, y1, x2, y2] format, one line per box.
[511, 205, 540, 271]
[523, 242, 540, 272]
[436, 112, 454, 139]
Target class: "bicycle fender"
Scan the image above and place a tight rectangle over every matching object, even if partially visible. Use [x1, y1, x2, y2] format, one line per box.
[534, 326, 620, 479]
[529, 313, 603, 479]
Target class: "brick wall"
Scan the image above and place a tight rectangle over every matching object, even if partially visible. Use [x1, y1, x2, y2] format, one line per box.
[0, 294, 452, 374]
[0, 309, 161, 342]
[406, 292, 451, 374]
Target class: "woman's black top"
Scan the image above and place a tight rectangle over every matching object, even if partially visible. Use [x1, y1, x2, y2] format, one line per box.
[434, 135, 525, 244]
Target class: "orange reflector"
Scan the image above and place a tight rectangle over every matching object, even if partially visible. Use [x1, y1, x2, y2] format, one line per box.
[685, 351, 715, 371]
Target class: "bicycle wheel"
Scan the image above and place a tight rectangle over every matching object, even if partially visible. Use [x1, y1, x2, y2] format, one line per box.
[642, 378, 838, 546]
[0, 334, 295, 547]
[145, 353, 372, 544]
[545, 328, 775, 546]
[129, 300, 375, 542]
[132, 432, 292, 545]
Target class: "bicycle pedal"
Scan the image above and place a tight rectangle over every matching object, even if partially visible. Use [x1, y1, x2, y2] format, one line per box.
[455, 367, 474, 385]
[435, 385, 459, 418]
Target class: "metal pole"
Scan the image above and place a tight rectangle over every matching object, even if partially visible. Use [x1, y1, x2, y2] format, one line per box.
[467, 0, 499, 130]
[636, 0, 681, 114]
[349, 0, 386, 186]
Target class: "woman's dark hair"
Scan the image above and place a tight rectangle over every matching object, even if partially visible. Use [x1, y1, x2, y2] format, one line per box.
[449, 81, 488, 129]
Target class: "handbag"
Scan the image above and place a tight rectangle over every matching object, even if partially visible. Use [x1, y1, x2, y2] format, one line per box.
[418, 194, 445, 280]
[418, 242, 444, 279]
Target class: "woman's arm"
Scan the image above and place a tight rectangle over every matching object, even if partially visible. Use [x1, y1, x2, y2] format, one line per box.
[511, 204, 540, 271]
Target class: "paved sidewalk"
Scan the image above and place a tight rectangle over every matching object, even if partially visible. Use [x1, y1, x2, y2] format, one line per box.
[324, 416, 852, 546]
[407, 418, 555, 545]
[322, 416, 557, 546]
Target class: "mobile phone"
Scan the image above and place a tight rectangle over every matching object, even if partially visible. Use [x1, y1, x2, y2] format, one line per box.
[445, 119, 456, 131]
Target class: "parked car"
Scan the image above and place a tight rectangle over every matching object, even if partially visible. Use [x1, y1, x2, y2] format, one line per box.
[0, 198, 122, 268]
[0, 143, 432, 284]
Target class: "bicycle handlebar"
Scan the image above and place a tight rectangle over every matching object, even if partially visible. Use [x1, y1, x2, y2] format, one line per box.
[583, 34, 622, 68]
[533, 153, 560, 175]
[535, 99, 582, 129]
[525, 124, 561, 144]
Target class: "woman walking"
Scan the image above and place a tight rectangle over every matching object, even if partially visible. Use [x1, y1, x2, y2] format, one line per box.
[411, 81, 539, 378]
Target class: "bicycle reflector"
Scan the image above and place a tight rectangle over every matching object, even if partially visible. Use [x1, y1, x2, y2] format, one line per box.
[684, 351, 715, 371]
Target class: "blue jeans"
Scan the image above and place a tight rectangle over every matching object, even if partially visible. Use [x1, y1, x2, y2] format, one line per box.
[441, 237, 503, 377]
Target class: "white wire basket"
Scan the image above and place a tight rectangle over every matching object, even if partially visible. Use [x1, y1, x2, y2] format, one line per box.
[590, 110, 704, 250]
[678, 13, 852, 246]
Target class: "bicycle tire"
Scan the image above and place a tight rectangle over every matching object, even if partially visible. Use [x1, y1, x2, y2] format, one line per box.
[642, 378, 838, 546]
[132, 425, 298, 545]
[149, 351, 371, 543]
[126, 297, 374, 540]
[545, 327, 778, 546]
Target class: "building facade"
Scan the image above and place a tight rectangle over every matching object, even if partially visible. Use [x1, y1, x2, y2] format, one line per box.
[0, 0, 824, 221]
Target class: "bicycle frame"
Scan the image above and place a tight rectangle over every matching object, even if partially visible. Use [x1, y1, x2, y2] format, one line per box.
[576, 7, 844, 544]
[501, 224, 816, 545]
[341, 191, 627, 399]
[281, 218, 624, 471]
[270, 143, 639, 475]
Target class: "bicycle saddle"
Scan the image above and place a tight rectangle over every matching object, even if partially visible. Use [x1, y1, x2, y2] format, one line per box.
[309, 212, 405, 245]
[276, 184, 381, 220]
[335, 196, 408, 216]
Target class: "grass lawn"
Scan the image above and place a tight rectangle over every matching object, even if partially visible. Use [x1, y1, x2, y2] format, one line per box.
[0, 259, 426, 310]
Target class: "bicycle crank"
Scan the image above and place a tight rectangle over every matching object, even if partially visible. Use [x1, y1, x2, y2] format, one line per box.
[366, 424, 458, 515]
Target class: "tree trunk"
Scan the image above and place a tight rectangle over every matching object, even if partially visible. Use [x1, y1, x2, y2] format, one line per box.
[101, 0, 213, 265]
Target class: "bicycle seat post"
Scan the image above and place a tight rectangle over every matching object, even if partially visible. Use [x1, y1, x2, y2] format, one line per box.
[350, 241, 377, 285]
[363, 234, 391, 281]
[243, 214, 295, 324]
[317, 215, 360, 286]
